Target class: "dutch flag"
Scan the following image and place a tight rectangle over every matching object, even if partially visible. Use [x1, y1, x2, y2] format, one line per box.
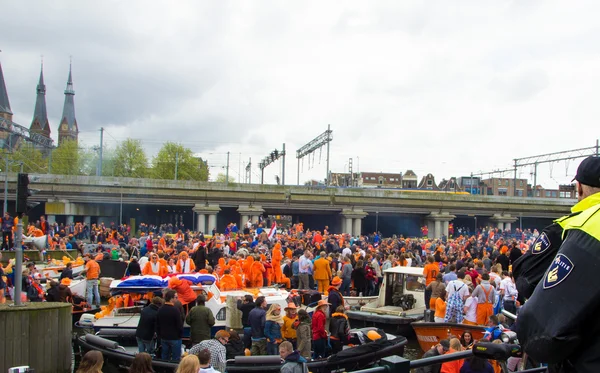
[268, 222, 277, 241]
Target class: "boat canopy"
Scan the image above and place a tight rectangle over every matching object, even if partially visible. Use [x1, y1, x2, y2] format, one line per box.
[383, 266, 425, 277]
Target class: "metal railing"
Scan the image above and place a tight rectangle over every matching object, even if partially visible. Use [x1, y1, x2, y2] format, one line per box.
[351, 343, 547, 373]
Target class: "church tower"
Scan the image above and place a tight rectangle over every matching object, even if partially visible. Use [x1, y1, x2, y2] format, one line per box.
[30, 63, 51, 140]
[0, 61, 13, 123]
[58, 63, 78, 145]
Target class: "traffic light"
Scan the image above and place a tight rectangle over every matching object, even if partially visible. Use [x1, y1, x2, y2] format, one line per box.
[16, 173, 30, 214]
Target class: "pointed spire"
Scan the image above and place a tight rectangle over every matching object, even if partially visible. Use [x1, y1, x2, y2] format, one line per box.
[0, 60, 13, 117]
[59, 60, 78, 144]
[30, 61, 51, 137]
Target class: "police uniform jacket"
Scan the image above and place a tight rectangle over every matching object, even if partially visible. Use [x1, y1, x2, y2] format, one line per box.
[516, 193, 600, 372]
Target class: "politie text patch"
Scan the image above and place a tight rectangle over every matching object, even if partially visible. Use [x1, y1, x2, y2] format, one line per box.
[532, 232, 551, 255]
[543, 254, 574, 289]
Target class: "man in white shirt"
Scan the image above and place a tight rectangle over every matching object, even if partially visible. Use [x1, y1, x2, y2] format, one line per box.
[446, 272, 470, 301]
[499, 271, 519, 315]
[463, 295, 478, 325]
[341, 245, 352, 259]
[298, 251, 313, 289]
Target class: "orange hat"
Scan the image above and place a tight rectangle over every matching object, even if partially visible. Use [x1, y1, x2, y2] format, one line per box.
[60, 278, 71, 286]
[331, 276, 342, 286]
[284, 302, 298, 310]
[316, 299, 331, 308]
[367, 330, 382, 341]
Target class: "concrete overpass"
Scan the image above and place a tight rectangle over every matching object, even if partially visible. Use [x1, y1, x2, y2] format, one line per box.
[4, 174, 574, 238]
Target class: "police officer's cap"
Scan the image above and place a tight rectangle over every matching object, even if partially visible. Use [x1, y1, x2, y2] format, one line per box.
[573, 156, 600, 187]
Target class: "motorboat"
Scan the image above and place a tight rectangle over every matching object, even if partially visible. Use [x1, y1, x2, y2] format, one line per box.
[411, 321, 488, 352]
[347, 266, 426, 335]
[81, 274, 292, 337]
[74, 327, 407, 373]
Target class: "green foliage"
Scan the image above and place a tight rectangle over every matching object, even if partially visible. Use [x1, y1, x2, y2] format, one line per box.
[112, 139, 148, 178]
[215, 173, 235, 183]
[7, 143, 48, 173]
[49, 139, 91, 175]
[151, 142, 209, 181]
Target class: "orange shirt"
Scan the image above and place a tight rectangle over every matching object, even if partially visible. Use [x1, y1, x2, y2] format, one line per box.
[423, 263, 439, 286]
[85, 260, 100, 280]
[434, 297, 446, 319]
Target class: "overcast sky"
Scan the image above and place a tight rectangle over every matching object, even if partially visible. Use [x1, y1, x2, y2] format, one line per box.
[1, 1, 599, 187]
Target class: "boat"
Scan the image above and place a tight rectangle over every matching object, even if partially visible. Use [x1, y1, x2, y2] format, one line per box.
[411, 321, 488, 352]
[74, 327, 407, 373]
[346, 266, 427, 335]
[82, 274, 292, 337]
[38, 262, 84, 279]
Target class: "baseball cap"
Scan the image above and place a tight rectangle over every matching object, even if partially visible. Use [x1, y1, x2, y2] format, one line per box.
[572, 156, 600, 187]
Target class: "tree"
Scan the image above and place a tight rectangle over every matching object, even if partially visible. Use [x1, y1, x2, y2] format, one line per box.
[8, 143, 48, 173]
[151, 142, 209, 181]
[49, 139, 90, 175]
[215, 173, 235, 183]
[113, 139, 148, 178]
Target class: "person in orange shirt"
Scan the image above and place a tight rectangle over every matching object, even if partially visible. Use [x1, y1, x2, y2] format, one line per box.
[219, 269, 238, 291]
[250, 256, 265, 288]
[176, 251, 196, 273]
[142, 253, 168, 276]
[271, 243, 283, 283]
[82, 255, 101, 308]
[313, 251, 332, 294]
[168, 276, 198, 307]
[423, 256, 439, 310]
[434, 289, 447, 323]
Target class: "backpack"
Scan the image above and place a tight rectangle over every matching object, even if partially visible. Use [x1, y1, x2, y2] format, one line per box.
[444, 283, 465, 323]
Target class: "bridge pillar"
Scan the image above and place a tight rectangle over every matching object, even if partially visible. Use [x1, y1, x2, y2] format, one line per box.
[66, 215, 74, 225]
[237, 205, 265, 229]
[47, 215, 56, 225]
[340, 209, 368, 236]
[425, 212, 456, 239]
[193, 204, 221, 234]
[490, 214, 517, 232]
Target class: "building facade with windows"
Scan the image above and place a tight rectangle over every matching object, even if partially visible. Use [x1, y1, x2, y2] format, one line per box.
[482, 177, 528, 197]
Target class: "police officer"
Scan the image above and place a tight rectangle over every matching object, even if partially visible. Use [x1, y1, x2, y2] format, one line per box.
[516, 155, 600, 372]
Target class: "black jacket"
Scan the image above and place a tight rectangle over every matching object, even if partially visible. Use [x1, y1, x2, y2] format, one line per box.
[156, 303, 183, 341]
[226, 339, 246, 360]
[59, 268, 73, 280]
[329, 313, 349, 342]
[513, 221, 567, 299]
[327, 288, 344, 317]
[237, 300, 255, 327]
[516, 201, 600, 373]
[136, 303, 161, 341]
[128, 261, 142, 276]
[192, 248, 206, 270]
[415, 346, 441, 373]
[248, 307, 266, 338]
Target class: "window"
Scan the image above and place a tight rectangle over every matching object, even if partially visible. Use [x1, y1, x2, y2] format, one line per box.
[505, 180, 509, 186]
[535, 190, 540, 197]
[545, 191, 552, 197]
[516, 189, 523, 197]
[427, 180, 433, 186]
[498, 188, 508, 196]
[519, 181, 523, 187]
[552, 191, 558, 198]
[560, 191, 565, 198]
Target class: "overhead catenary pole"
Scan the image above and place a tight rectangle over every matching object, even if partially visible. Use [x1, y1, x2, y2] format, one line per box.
[226, 151, 230, 186]
[174, 152, 179, 180]
[326, 124, 331, 186]
[97, 127, 104, 176]
[513, 159, 517, 197]
[297, 158, 300, 185]
[296, 125, 333, 186]
[281, 143, 286, 186]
